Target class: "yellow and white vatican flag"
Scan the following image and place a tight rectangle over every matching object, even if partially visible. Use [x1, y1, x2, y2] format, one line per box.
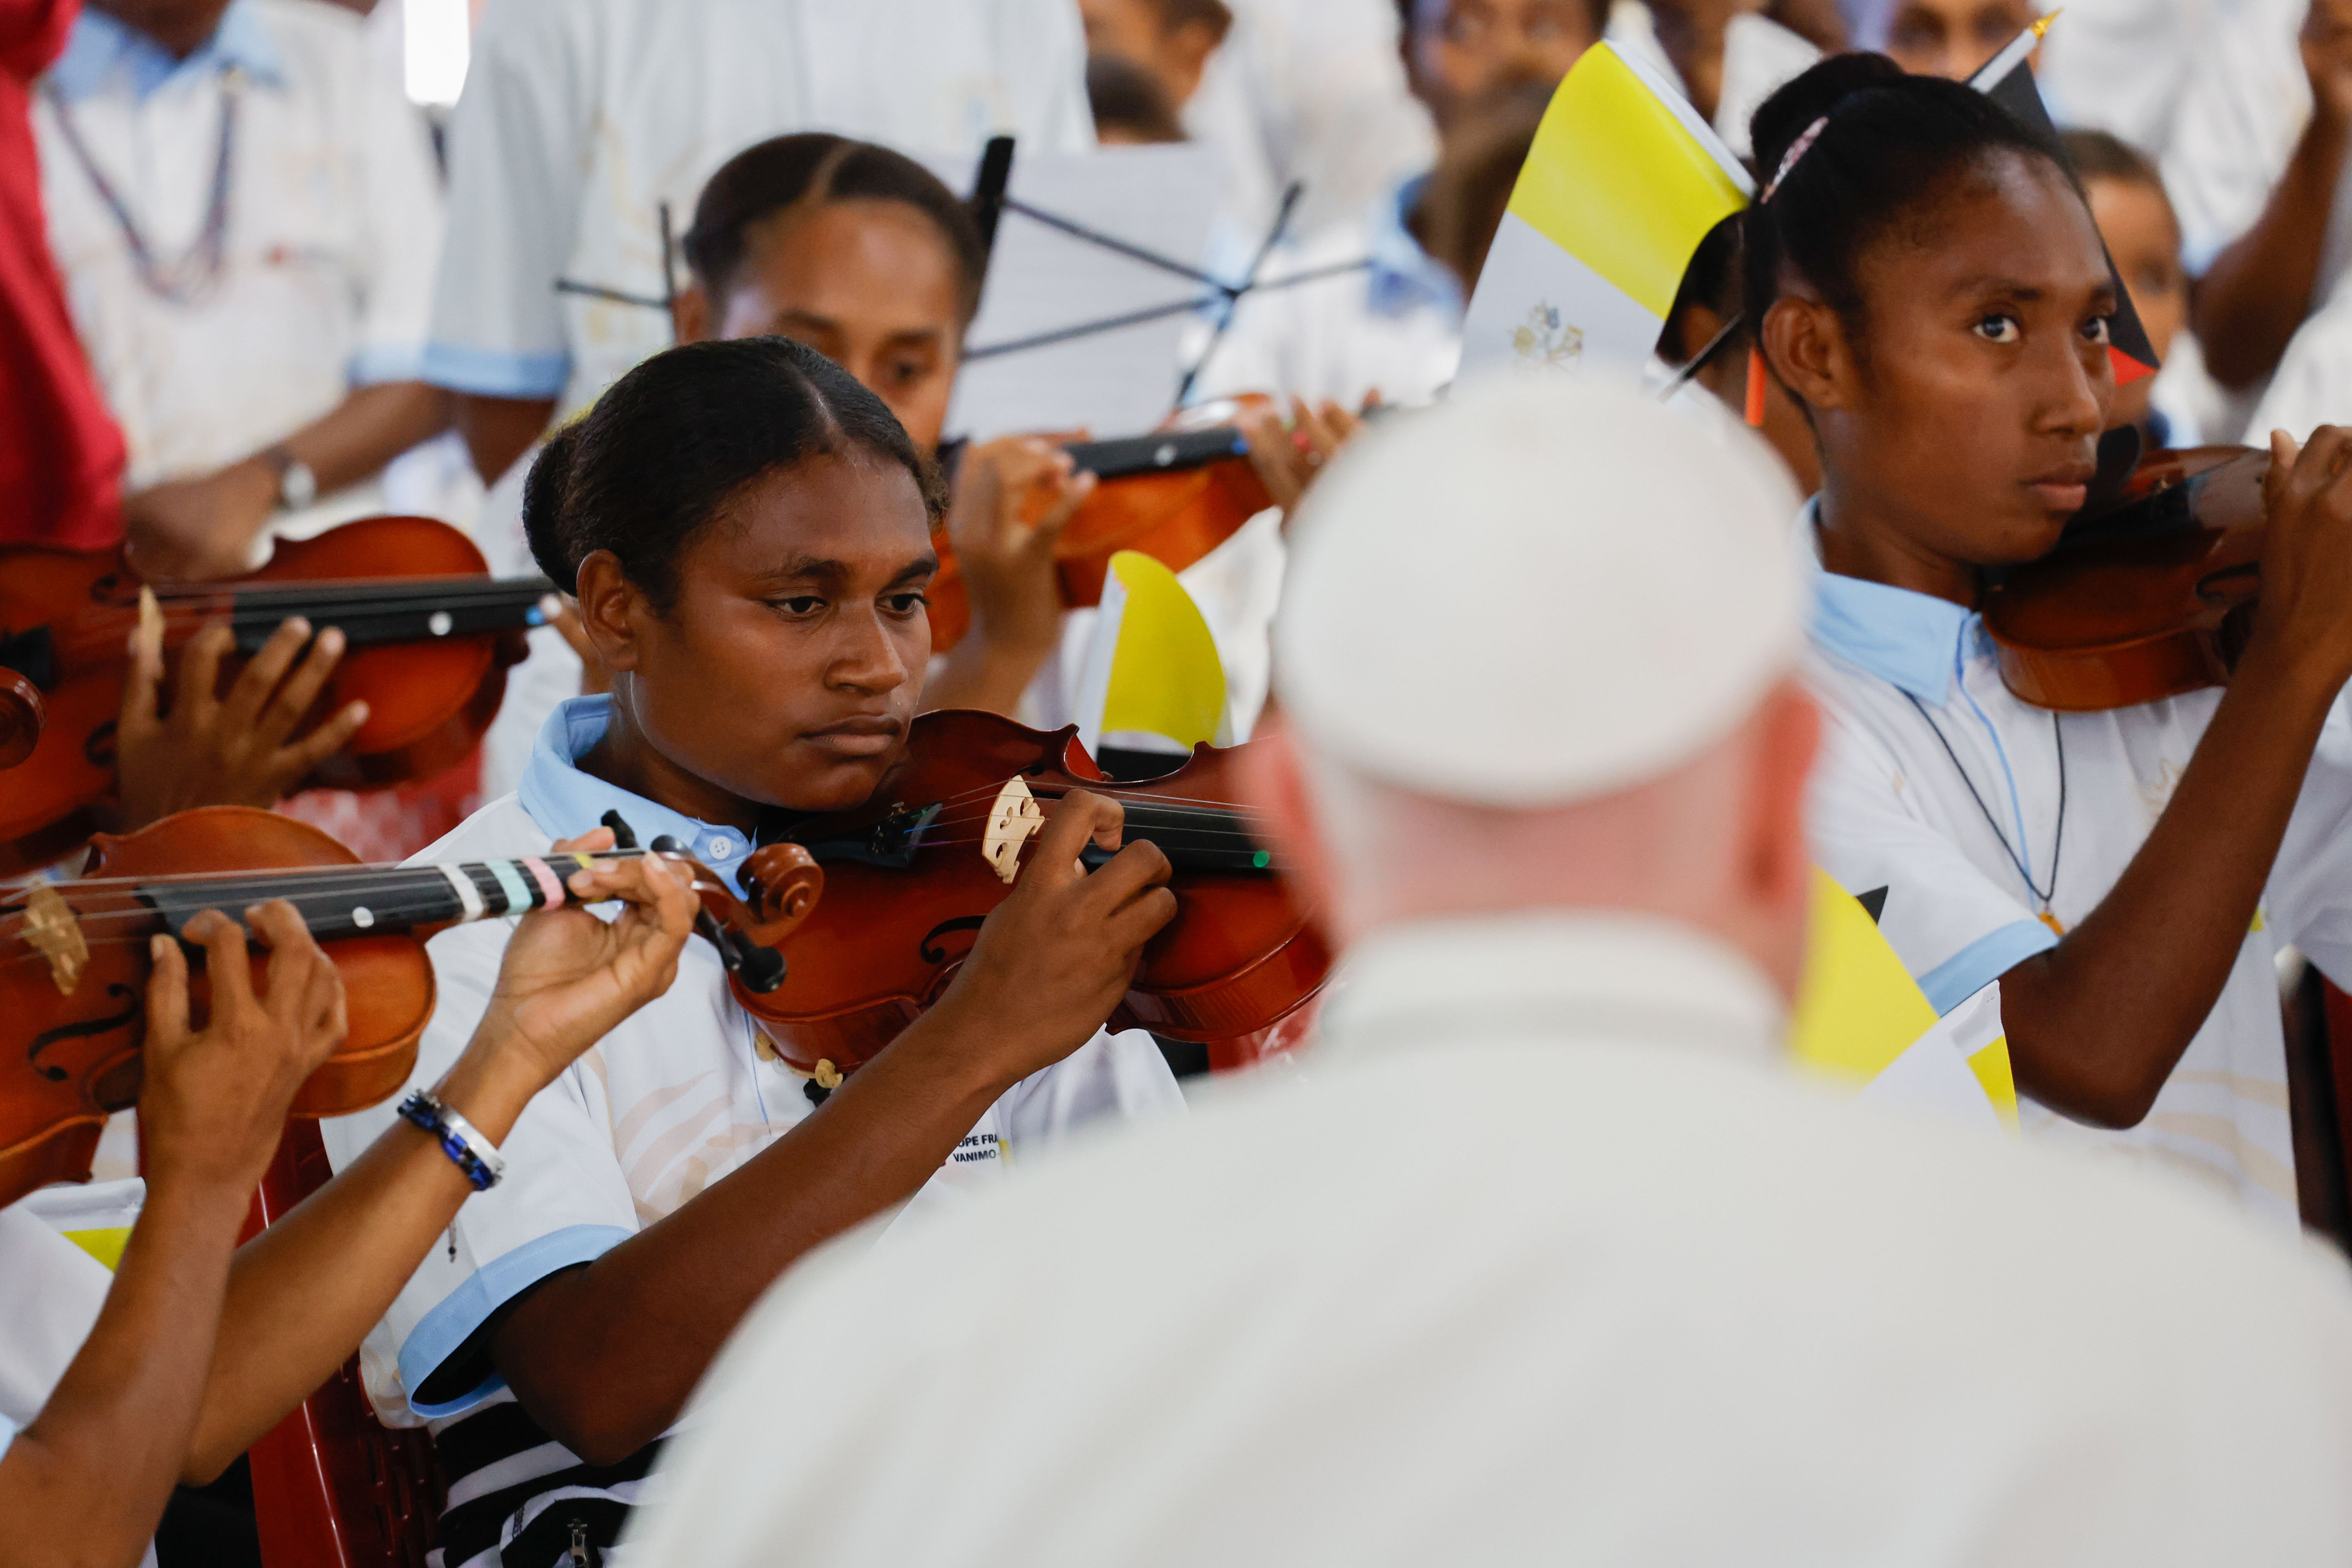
[1073, 549, 1233, 760]
[1791, 869, 2019, 1135]
[1457, 40, 1752, 384]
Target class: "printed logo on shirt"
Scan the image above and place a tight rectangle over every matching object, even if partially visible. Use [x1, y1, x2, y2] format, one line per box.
[949, 1132, 1002, 1166]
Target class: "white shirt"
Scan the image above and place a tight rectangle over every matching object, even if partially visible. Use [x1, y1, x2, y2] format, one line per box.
[2247, 284, 2352, 437]
[0, 1184, 157, 1568]
[2036, 0, 2220, 157]
[1801, 513, 2352, 1225]
[1606, 3, 1821, 161]
[2162, 0, 2352, 299]
[1195, 177, 1463, 410]
[423, 0, 1096, 425]
[34, 0, 444, 538]
[623, 912, 2352, 1568]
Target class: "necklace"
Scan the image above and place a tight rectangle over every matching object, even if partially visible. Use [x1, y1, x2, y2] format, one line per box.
[1903, 690, 2069, 932]
[45, 66, 242, 305]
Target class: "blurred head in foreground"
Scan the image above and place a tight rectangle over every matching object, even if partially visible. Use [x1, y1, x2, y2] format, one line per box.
[1247, 374, 1815, 991]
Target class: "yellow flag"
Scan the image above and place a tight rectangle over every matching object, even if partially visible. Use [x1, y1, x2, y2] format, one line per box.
[1458, 41, 1752, 381]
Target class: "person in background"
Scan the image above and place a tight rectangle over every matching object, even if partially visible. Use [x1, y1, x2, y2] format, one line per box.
[0, 0, 123, 552]
[2163, 0, 2352, 404]
[1198, 0, 1602, 409]
[34, 0, 449, 584]
[672, 131, 1352, 731]
[1657, 216, 1822, 496]
[1080, 0, 1231, 118]
[1088, 51, 1189, 143]
[622, 375, 2352, 1568]
[1875, 0, 2032, 78]
[2062, 127, 2209, 447]
[425, 0, 1097, 804]
[1608, 0, 1819, 160]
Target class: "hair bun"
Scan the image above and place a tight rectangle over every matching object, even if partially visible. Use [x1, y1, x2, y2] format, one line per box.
[521, 421, 586, 591]
[1749, 53, 1905, 185]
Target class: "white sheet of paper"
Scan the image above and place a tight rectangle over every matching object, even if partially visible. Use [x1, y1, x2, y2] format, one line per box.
[935, 144, 1224, 442]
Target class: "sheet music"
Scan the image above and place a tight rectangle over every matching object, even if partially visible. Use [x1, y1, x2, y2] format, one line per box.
[932, 144, 1224, 441]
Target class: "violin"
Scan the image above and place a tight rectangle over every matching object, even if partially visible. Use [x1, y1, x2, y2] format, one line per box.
[1984, 445, 2269, 711]
[0, 805, 820, 1209]
[0, 515, 556, 874]
[715, 708, 1327, 1086]
[925, 414, 1276, 652]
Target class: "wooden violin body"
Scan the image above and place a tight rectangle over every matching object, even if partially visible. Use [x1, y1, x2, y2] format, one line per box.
[0, 515, 551, 873]
[1984, 447, 2269, 711]
[0, 808, 434, 1209]
[926, 421, 1275, 652]
[732, 709, 1326, 1081]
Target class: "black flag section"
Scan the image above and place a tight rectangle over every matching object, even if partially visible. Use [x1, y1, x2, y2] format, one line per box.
[1969, 25, 2162, 385]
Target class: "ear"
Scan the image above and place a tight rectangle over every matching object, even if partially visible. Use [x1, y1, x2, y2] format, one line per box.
[1759, 290, 1856, 413]
[672, 281, 715, 345]
[1233, 716, 1344, 943]
[573, 549, 651, 674]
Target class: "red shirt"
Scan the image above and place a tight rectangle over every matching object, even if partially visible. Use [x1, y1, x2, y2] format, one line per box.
[0, 0, 121, 549]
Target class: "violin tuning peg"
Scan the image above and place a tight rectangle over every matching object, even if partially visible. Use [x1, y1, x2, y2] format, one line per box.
[599, 810, 640, 851]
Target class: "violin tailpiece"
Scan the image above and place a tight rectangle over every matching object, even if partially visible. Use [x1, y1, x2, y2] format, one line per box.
[23, 884, 89, 995]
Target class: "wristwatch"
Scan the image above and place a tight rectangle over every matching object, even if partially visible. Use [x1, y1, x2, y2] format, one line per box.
[260, 444, 318, 512]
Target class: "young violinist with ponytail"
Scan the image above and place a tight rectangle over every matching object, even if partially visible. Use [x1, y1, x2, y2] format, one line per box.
[321, 334, 1184, 1567]
[672, 132, 1357, 727]
[1751, 54, 2352, 1223]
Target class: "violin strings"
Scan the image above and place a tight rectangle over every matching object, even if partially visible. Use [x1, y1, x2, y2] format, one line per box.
[2, 846, 656, 897]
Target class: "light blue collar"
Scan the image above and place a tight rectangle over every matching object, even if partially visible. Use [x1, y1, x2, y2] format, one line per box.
[518, 696, 759, 895]
[48, 1, 286, 105]
[1364, 174, 1462, 321]
[1800, 501, 1977, 705]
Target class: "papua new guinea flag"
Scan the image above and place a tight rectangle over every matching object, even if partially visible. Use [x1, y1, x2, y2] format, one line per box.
[1970, 21, 2163, 385]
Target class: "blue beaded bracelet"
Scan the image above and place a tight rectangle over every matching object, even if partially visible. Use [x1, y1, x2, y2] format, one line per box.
[397, 1090, 507, 1190]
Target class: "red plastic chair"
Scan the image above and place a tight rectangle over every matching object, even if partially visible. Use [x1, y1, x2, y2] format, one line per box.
[239, 1121, 445, 1568]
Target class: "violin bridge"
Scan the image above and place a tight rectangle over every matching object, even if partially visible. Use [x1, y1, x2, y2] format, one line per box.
[23, 884, 88, 996]
[982, 777, 1046, 885]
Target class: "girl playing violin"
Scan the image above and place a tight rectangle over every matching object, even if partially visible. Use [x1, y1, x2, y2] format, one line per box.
[672, 132, 1357, 727]
[321, 335, 1183, 1566]
[1755, 53, 2352, 1223]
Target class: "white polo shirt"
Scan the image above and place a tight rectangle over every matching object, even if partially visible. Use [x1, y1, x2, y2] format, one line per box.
[622, 912, 2352, 1568]
[33, 0, 442, 536]
[0, 1184, 158, 1568]
[2246, 287, 2352, 439]
[2162, 0, 2352, 294]
[321, 694, 1181, 1566]
[423, 0, 1095, 425]
[1800, 508, 2352, 1226]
